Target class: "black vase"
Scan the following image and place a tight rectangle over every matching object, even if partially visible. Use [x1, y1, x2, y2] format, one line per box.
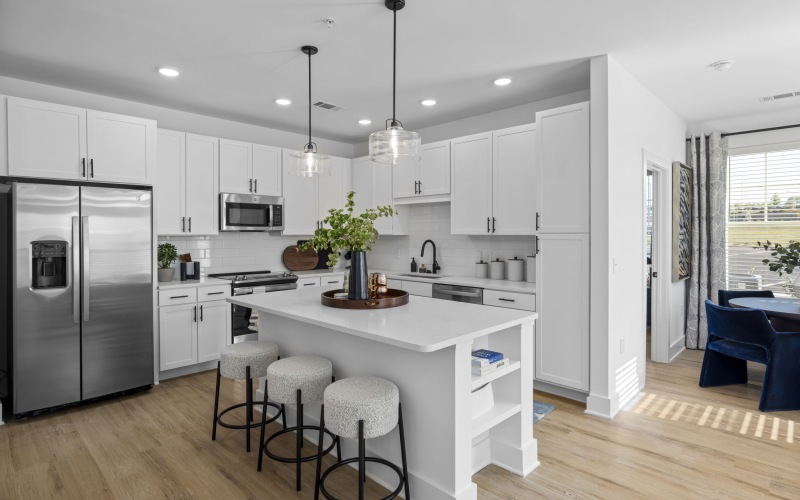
[348, 250, 368, 300]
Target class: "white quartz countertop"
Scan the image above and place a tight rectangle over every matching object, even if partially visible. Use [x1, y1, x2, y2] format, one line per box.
[158, 276, 230, 290]
[228, 286, 537, 353]
[377, 270, 536, 294]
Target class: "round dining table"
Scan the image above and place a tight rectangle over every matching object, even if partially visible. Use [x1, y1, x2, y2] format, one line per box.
[728, 297, 800, 331]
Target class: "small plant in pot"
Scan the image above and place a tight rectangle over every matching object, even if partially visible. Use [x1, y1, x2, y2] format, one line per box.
[299, 191, 395, 299]
[157, 242, 178, 283]
[756, 240, 800, 297]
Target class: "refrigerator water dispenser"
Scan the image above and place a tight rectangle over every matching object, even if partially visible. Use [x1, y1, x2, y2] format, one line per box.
[31, 240, 67, 289]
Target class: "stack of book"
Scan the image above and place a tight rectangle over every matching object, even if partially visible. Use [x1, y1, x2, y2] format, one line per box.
[472, 349, 509, 376]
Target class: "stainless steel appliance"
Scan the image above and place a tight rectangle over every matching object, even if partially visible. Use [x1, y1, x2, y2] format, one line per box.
[1, 182, 153, 417]
[220, 193, 284, 231]
[208, 270, 298, 339]
[432, 283, 483, 304]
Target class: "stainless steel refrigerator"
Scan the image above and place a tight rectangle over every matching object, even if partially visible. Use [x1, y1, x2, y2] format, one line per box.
[4, 182, 153, 416]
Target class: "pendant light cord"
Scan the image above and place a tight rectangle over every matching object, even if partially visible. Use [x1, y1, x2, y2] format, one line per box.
[307, 50, 312, 147]
[392, 5, 397, 125]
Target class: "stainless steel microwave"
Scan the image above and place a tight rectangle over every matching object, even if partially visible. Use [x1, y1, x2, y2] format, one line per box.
[220, 193, 284, 231]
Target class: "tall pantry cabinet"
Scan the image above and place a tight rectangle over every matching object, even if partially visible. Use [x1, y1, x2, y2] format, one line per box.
[534, 102, 590, 392]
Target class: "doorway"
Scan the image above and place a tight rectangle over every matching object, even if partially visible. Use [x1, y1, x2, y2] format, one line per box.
[643, 152, 671, 363]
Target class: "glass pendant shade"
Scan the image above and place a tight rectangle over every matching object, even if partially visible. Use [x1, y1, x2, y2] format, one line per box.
[369, 124, 421, 164]
[290, 146, 329, 177]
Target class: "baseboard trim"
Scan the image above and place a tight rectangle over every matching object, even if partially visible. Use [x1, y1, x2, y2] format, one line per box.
[534, 380, 588, 403]
[585, 393, 614, 419]
[159, 361, 217, 381]
[669, 336, 686, 362]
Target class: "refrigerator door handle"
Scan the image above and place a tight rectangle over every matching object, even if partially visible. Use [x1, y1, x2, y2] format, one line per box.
[72, 216, 81, 323]
[81, 216, 90, 322]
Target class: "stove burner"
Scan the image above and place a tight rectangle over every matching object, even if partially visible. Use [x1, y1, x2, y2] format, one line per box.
[208, 270, 298, 287]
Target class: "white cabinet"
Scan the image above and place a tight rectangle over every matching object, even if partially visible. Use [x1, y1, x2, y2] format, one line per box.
[8, 97, 155, 184]
[534, 102, 589, 233]
[156, 130, 218, 235]
[392, 140, 450, 202]
[297, 277, 321, 288]
[158, 285, 231, 372]
[534, 233, 589, 391]
[351, 157, 408, 235]
[282, 151, 350, 235]
[219, 139, 282, 196]
[451, 125, 537, 236]
[320, 275, 344, 289]
[482, 289, 535, 311]
[399, 280, 433, 297]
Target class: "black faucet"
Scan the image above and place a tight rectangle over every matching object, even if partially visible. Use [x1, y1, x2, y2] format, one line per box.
[420, 239, 441, 274]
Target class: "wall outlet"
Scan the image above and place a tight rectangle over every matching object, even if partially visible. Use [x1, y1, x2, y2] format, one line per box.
[620, 339, 625, 354]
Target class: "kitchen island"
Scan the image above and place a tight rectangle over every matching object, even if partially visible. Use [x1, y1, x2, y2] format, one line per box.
[229, 287, 538, 500]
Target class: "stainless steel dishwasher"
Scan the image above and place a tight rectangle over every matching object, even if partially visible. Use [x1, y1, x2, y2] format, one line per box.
[432, 283, 483, 304]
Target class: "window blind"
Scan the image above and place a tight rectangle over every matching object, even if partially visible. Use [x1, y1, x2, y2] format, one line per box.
[727, 148, 800, 295]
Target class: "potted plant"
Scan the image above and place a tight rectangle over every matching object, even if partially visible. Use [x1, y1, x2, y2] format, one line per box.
[299, 191, 395, 299]
[756, 240, 800, 297]
[157, 242, 178, 283]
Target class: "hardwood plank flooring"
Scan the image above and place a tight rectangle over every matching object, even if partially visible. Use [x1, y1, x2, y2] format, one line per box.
[1, 348, 798, 499]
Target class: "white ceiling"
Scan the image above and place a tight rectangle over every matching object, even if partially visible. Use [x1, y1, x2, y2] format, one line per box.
[1, 0, 799, 144]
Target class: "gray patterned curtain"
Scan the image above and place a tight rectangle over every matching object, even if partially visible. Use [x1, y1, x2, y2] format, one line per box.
[685, 132, 728, 349]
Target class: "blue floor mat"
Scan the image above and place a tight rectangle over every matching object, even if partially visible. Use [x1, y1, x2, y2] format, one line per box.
[533, 400, 556, 424]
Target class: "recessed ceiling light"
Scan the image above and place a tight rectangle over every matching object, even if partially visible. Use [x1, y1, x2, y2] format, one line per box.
[358, 119, 372, 125]
[421, 99, 437, 106]
[275, 98, 292, 106]
[494, 77, 512, 86]
[157, 66, 180, 77]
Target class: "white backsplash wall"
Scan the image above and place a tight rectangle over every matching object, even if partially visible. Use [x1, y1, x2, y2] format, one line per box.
[369, 205, 537, 278]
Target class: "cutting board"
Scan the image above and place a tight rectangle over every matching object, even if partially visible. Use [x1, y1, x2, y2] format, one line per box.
[282, 245, 319, 271]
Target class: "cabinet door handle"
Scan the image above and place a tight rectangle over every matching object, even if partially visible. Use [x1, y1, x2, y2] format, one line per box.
[81, 158, 86, 177]
[89, 159, 94, 178]
[535, 235, 540, 255]
[181, 216, 186, 232]
[499, 298, 516, 302]
[249, 178, 253, 192]
[200, 305, 203, 321]
[207, 291, 225, 295]
[492, 217, 496, 233]
[170, 295, 189, 299]
[194, 306, 197, 322]
[487, 217, 490, 233]
[188, 217, 192, 232]
[418, 181, 422, 194]
[254, 179, 258, 193]
[303, 282, 315, 286]
[327, 280, 339, 284]
[536, 212, 540, 231]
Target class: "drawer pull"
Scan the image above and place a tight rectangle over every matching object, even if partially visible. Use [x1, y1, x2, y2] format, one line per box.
[327, 280, 339, 284]
[170, 295, 189, 299]
[303, 283, 316, 286]
[498, 298, 516, 302]
[206, 291, 225, 295]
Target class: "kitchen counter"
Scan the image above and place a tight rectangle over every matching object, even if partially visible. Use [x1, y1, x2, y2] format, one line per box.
[380, 270, 536, 294]
[291, 269, 345, 278]
[157, 276, 230, 290]
[230, 287, 538, 499]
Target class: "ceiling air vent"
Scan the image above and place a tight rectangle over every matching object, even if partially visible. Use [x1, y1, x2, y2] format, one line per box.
[759, 92, 800, 102]
[313, 100, 344, 111]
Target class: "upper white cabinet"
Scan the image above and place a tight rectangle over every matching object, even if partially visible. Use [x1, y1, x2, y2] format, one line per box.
[351, 157, 408, 235]
[219, 139, 282, 196]
[534, 102, 589, 233]
[8, 97, 155, 184]
[392, 140, 450, 202]
[156, 129, 218, 235]
[282, 151, 350, 235]
[451, 124, 537, 236]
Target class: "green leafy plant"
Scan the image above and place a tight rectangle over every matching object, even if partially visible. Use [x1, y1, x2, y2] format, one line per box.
[756, 240, 800, 276]
[298, 191, 396, 268]
[158, 242, 178, 269]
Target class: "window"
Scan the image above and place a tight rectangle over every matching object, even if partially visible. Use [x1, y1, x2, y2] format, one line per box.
[726, 146, 800, 295]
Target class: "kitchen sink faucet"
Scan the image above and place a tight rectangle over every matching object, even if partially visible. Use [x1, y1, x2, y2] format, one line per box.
[420, 239, 441, 274]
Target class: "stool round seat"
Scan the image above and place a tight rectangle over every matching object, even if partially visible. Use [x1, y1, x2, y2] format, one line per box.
[219, 341, 279, 380]
[267, 356, 332, 405]
[324, 376, 399, 439]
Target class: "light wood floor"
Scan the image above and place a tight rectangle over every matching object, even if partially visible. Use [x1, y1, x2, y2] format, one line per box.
[2, 348, 799, 499]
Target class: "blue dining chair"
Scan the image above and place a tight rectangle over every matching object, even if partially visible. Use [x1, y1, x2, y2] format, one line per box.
[700, 299, 800, 412]
[718, 289, 774, 307]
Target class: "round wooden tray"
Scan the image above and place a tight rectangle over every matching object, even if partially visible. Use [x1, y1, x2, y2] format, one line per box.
[321, 288, 409, 309]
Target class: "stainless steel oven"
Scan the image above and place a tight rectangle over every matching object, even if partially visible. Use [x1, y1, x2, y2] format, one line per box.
[220, 193, 284, 231]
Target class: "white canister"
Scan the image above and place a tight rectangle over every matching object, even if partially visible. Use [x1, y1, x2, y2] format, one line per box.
[526, 256, 536, 283]
[489, 259, 505, 280]
[507, 257, 524, 281]
[475, 261, 488, 278]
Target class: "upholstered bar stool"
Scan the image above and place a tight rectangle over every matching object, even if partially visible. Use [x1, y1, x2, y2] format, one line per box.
[212, 341, 283, 453]
[314, 376, 409, 500]
[259, 355, 339, 491]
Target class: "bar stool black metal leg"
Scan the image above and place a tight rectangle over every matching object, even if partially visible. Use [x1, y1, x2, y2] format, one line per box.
[257, 380, 269, 472]
[281, 404, 287, 429]
[358, 420, 365, 500]
[245, 366, 252, 452]
[211, 361, 221, 440]
[314, 404, 325, 500]
[296, 388, 303, 491]
[336, 436, 342, 463]
[398, 403, 410, 499]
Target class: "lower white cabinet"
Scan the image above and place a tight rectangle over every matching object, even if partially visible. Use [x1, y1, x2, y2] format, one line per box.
[159, 285, 231, 372]
[396, 280, 433, 297]
[297, 277, 320, 288]
[482, 289, 535, 311]
[320, 275, 344, 289]
[535, 233, 589, 391]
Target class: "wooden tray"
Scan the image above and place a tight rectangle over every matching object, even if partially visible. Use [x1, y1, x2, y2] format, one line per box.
[321, 289, 409, 309]
[282, 245, 319, 271]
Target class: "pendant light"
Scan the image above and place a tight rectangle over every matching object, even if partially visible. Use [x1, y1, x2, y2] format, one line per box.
[369, 0, 421, 164]
[290, 45, 329, 177]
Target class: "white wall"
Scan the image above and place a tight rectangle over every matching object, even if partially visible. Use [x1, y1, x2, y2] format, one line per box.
[351, 90, 590, 157]
[588, 55, 686, 419]
[0, 76, 354, 158]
